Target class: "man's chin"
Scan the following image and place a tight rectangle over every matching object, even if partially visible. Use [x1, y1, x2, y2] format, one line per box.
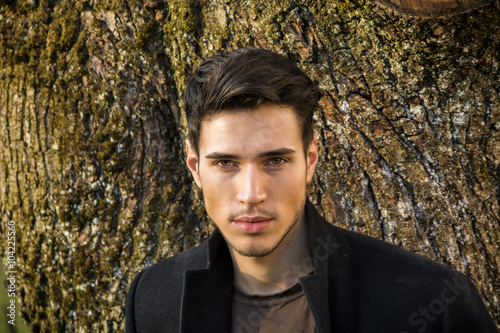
[231, 245, 277, 258]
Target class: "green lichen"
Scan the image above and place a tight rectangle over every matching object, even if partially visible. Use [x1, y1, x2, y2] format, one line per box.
[136, 19, 162, 54]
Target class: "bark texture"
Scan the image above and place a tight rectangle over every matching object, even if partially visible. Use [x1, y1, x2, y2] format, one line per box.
[0, 0, 499, 331]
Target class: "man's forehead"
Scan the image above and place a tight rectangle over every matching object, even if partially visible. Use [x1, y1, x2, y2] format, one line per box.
[199, 106, 299, 133]
[204, 105, 298, 125]
[198, 106, 302, 156]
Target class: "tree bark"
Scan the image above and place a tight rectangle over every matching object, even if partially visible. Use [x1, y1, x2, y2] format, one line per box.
[0, 0, 499, 331]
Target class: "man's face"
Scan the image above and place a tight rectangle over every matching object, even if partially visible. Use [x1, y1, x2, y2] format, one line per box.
[186, 104, 318, 258]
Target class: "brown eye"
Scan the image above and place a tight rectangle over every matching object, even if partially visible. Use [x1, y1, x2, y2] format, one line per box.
[216, 160, 233, 167]
[268, 158, 285, 165]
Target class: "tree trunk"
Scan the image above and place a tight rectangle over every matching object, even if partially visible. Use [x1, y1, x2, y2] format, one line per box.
[0, 0, 498, 331]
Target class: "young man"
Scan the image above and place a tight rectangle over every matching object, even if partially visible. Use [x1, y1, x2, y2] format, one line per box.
[126, 48, 498, 333]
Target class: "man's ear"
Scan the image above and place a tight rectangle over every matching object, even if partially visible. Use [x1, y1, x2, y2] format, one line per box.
[306, 133, 318, 183]
[186, 140, 202, 188]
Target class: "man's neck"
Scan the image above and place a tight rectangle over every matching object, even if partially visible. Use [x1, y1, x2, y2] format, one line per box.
[229, 212, 313, 296]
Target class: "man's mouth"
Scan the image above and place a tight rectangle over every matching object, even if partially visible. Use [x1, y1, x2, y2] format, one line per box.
[233, 216, 271, 223]
[232, 216, 273, 233]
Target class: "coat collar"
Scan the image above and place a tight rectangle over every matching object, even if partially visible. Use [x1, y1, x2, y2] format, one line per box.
[299, 199, 349, 333]
[180, 230, 233, 332]
[180, 199, 349, 333]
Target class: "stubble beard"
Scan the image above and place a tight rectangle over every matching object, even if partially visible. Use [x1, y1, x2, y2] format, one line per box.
[224, 202, 305, 258]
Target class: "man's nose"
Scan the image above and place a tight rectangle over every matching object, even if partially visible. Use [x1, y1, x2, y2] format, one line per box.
[236, 165, 267, 205]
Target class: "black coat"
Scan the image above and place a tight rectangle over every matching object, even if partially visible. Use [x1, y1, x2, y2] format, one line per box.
[126, 200, 498, 333]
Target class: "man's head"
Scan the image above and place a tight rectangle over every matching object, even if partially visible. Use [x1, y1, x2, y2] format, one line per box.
[184, 48, 322, 156]
[184, 48, 321, 258]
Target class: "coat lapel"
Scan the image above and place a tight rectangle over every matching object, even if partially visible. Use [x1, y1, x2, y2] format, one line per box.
[299, 273, 331, 333]
[180, 231, 233, 333]
[302, 199, 350, 333]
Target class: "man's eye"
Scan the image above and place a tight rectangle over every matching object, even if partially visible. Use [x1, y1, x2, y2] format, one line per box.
[268, 158, 285, 165]
[216, 160, 234, 167]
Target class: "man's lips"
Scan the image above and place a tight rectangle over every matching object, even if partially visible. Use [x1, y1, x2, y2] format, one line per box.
[232, 216, 273, 233]
[233, 216, 271, 223]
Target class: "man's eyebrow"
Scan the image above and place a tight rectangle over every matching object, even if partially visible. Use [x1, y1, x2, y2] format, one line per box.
[205, 152, 241, 159]
[205, 148, 296, 160]
[258, 148, 296, 158]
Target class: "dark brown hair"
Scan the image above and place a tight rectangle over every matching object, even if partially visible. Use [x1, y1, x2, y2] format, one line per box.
[184, 48, 322, 155]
